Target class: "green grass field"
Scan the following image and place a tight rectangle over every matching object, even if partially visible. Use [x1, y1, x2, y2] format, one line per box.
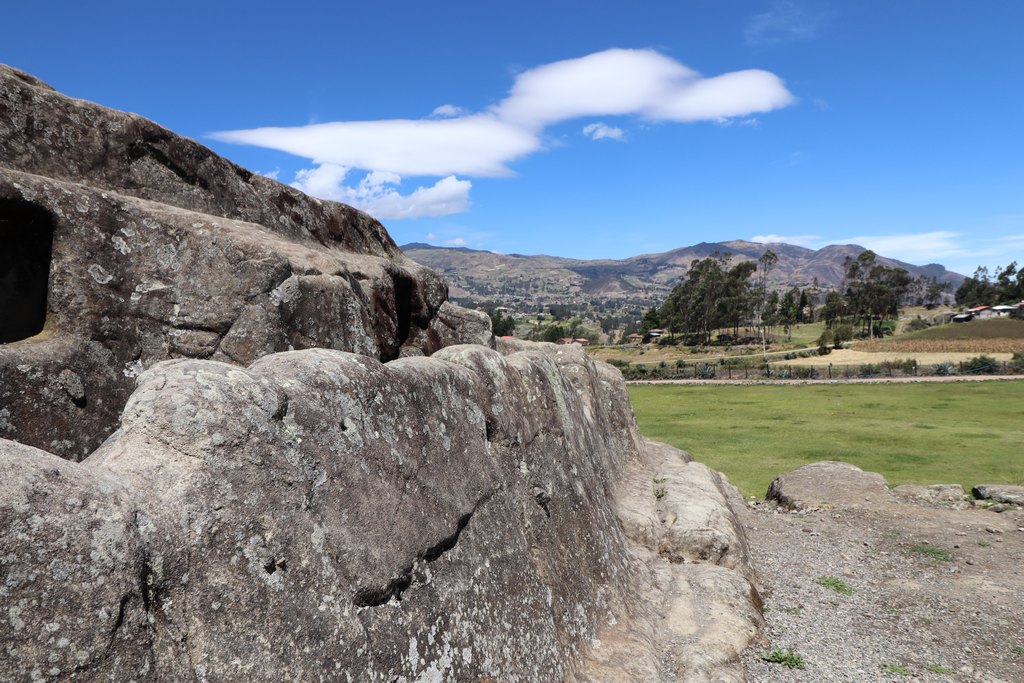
[628, 381, 1024, 498]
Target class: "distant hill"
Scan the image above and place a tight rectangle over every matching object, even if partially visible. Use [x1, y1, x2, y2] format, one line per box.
[400, 240, 965, 312]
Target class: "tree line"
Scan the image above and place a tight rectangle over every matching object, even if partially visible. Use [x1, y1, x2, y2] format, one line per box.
[955, 262, 1024, 308]
[652, 250, 950, 346]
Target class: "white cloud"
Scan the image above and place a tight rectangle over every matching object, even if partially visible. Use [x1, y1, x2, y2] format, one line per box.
[212, 48, 794, 218]
[745, 1, 825, 46]
[259, 167, 280, 180]
[217, 115, 538, 178]
[443, 237, 470, 247]
[582, 122, 624, 141]
[425, 232, 438, 240]
[431, 104, 465, 118]
[835, 231, 970, 264]
[291, 164, 471, 219]
[751, 234, 821, 247]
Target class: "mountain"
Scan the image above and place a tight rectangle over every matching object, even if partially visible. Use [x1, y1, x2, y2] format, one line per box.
[400, 240, 965, 312]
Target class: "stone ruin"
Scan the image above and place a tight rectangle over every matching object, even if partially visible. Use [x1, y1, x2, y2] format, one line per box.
[0, 65, 761, 682]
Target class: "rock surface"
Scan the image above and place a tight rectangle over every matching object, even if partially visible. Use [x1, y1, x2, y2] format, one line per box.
[765, 461, 894, 511]
[1, 343, 760, 682]
[972, 484, 1024, 507]
[0, 64, 475, 460]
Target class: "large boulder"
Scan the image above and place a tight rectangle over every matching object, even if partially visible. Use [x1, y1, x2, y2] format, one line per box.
[0, 343, 761, 682]
[0, 64, 479, 460]
[765, 461, 894, 510]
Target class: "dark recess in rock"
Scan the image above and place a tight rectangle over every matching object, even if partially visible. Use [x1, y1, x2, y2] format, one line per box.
[0, 198, 54, 343]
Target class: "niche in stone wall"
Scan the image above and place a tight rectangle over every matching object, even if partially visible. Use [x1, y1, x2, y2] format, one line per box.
[0, 199, 55, 344]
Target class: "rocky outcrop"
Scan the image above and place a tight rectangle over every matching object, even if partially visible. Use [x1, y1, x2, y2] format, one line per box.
[1, 67, 762, 681]
[1, 343, 760, 682]
[0, 65, 461, 460]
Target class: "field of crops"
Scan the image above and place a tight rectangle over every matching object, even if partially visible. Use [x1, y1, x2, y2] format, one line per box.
[859, 318, 1024, 354]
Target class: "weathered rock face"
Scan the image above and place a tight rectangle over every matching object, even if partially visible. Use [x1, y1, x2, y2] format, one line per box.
[0, 64, 458, 460]
[0, 343, 760, 682]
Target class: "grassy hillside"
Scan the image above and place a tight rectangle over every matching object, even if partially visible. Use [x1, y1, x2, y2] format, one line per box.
[629, 381, 1024, 498]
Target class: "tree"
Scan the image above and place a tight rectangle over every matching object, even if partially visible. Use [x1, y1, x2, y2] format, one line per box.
[489, 310, 516, 336]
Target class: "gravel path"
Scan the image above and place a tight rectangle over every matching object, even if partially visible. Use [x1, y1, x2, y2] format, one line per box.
[738, 500, 1024, 682]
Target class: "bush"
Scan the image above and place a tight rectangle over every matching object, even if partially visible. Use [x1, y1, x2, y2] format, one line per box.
[907, 316, 930, 332]
[817, 329, 834, 355]
[832, 324, 854, 349]
[1010, 351, 1024, 370]
[859, 363, 882, 377]
[605, 358, 630, 368]
[963, 354, 999, 374]
[932, 361, 955, 376]
[792, 366, 819, 379]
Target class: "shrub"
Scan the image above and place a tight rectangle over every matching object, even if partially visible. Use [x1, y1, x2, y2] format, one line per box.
[1011, 350, 1024, 370]
[832, 324, 854, 348]
[906, 316, 930, 332]
[932, 361, 955, 376]
[858, 363, 882, 377]
[963, 354, 999, 374]
[792, 366, 819, 379]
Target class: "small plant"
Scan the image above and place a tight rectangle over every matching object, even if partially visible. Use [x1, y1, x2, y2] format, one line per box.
[911, 544, 953, 562]
[883, 529, 901, 538]
[927, 663, 954, 674]
[883, 663, 913, 676]
[1010, 645, 1024, 656]
[654, 486, 667, 500]
[977, 539, 990, 547]
[695, 363, 716, 379]
[816, 575, 854, 595]
[762, 647, 806, 669]
[932, 361, 955, 376]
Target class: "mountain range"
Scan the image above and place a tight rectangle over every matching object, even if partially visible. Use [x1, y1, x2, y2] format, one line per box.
[401, 240, 965, 313]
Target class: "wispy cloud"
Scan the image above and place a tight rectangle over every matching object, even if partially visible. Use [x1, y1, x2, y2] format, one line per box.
[291, 164, 471, 219]
[751, 233, 821, 247]
[745, 1, 826, 46]
[582, 122, 624, 141]
[212, 48, 794, 219]
[835, 231, 970, 264]
[443, 237, 470, 247]
[430, 104, 465, 118]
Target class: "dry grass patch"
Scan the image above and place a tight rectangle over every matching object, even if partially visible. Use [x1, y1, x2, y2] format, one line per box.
[773, 348, 1013, 367]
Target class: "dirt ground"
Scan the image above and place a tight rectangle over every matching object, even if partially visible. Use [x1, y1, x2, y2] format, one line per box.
[739, 496, 1024, 682]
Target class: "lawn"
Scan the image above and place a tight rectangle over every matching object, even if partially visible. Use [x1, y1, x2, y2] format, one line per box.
[628, 381, 1024, 498]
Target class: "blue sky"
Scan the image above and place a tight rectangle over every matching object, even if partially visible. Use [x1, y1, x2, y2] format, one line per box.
[4, 1, 1023, 275]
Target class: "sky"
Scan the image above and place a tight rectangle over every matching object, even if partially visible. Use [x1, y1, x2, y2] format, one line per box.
[3, 1, 1023, 276]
